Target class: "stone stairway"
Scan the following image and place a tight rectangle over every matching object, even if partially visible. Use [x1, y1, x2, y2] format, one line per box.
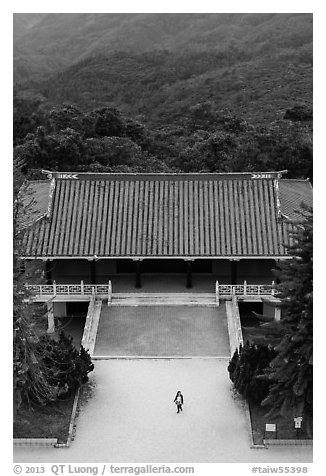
[110, 292, 217, 307]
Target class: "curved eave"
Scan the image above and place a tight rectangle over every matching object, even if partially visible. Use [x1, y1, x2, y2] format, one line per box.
[21, 254, 292, 260]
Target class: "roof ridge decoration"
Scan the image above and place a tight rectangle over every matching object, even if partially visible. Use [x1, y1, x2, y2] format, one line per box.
[42, 169, 289, 181]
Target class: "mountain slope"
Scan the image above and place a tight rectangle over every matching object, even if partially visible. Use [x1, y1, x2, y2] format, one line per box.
[37, 45, 311, 126]
[14, 13, 312, 82]
[13, 13, 312, 130]
[13, 13, 47, 39]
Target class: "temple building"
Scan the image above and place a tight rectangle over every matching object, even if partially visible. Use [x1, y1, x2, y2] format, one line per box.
[20, 170, 312, 290]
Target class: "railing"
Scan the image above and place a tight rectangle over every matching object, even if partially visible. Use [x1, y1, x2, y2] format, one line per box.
[26, 279, 276, 299]
[216, 280, 276, 299]
[26, 280, 111, 297]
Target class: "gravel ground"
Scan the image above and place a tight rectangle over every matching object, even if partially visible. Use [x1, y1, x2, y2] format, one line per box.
[14, 359, 312, 463]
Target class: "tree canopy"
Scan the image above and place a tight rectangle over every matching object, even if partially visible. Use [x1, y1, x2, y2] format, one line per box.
[13, 101, 312, 180]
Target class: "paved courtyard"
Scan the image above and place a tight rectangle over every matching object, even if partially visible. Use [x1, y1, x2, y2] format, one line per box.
[14, 359, 312, 463]
[94, 305, 230, 356]
[14, 301, 313, 464]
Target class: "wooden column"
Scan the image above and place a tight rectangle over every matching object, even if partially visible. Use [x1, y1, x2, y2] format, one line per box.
[90, 260, 97, 284]
[186, 260, 193, 288]
[231, 260, 238, 285]
[45, 260, 52, 284]
[135, 260, 142, 288]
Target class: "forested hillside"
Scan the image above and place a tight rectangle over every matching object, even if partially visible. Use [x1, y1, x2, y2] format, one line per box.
[13, 13, 313, 179]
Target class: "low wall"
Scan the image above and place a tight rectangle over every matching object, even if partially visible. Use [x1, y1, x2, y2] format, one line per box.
[14, 438, 58, 447]
[225, 297, 243, 356]
[81, 295, 102, 354]
[264, 439, 313, 446]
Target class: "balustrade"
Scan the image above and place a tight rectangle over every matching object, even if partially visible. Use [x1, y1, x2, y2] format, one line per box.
[25, 280, 276, 299]
[25, 281, 111, 297]
[215, 281, 276, 297]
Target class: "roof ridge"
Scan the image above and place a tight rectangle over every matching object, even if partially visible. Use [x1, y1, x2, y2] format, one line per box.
[41, 170, 289, 181]
[42, 169, 287, 176]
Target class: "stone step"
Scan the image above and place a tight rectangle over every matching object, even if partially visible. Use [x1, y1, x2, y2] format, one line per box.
[110, 293, 217, 306]
[111, 302, 217, 307]
[113, 293, 215, 298]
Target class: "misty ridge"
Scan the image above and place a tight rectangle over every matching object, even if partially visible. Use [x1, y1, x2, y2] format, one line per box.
[13, 13, 312, 180]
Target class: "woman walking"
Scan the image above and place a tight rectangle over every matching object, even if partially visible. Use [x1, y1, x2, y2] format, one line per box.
[174, 390, 184, 413]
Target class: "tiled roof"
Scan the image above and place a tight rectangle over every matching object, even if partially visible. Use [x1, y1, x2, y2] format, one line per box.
[21, 172, 312, 259]
[279, 179, 312, 220]
[17, 181, 53, 230]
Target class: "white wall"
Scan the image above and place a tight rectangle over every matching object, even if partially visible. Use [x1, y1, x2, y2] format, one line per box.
[53, 301, 67, 318]
[263, 301, 281, 321]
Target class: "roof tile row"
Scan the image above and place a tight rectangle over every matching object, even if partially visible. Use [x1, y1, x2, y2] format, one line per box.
[21, 173, 312, 259]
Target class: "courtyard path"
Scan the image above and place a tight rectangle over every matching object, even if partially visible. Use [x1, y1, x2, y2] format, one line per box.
[14, 359, 312, 463]
[94, 304, 229, 357]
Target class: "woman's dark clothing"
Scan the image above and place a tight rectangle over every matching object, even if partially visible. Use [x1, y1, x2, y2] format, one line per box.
[174, 393, 184, 413]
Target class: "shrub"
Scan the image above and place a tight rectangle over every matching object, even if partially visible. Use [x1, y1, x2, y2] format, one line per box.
[35, 331, 94, 401]
[228, 341, 276, 404]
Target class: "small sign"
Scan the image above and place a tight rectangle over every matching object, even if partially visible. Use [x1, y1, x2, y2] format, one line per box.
[294, 417, 303, 429]
[265, 423, 277, 432]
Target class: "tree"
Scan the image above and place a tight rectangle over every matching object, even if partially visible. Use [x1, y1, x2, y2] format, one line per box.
[14, 126, 86, 172]
[36, 332, 94, 398]
[13, 90, 47, 144]
[47, 104, 85, 133]
[85, 136, 142, 167]
[228, 342, 276, 404]
[94, 107, 126, 137]
[13, 171, 95, 414]
[177, 130, 239, 172]
[228, 346, 239, 383]
[284, 105, 313, 122]
[13, 171, 58, 415]
[261, 204, 313, 434]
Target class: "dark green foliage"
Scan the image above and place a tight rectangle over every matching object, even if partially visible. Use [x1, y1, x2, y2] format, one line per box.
[13, 102, 312, 180]
[36, 331, 94, 399]
[284, 105, 313, 122]
[228, 342, 276, 404]
[13, 90, 47, 145]
[48, 104, 86, 133]
[14, 126, 86, 172]
[94, 108, 126, 137]
[227, 346, 239, 383]
[261, 205, 313, 433]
